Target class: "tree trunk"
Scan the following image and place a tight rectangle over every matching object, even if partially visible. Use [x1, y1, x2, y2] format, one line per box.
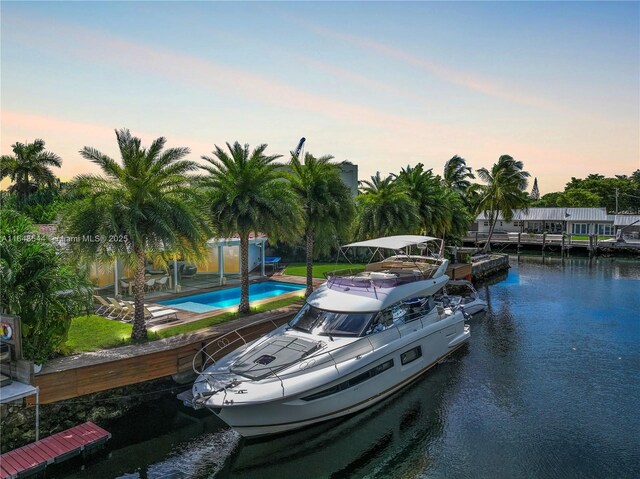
[131, 246, 148, 341]
[305, 230, 314, 297]
[21, 172, 29, 202]
[482, 211, 497, 253]
[238, 233, 250, 314]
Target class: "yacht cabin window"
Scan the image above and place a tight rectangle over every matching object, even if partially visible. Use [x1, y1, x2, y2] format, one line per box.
[364, 296, 433, 335]
[289, 304, 375, 337]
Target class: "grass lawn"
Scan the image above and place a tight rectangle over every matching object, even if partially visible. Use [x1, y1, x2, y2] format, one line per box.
[153, 295, 305, 338]
[65, 315, 133, 352]
[284, 262, 365, 279]
[569, 235, 611, 241]
[64, 295, 305, 352]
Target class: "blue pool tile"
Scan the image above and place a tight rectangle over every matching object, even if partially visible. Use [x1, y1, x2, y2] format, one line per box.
[158, 281, 304, 312]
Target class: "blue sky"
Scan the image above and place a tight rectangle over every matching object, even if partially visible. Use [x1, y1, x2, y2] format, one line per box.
[2, 1, 638, 193]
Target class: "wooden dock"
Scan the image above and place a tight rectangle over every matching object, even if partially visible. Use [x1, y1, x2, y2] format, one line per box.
[445, 262, 473, 280]
[0, 422, 110, 479]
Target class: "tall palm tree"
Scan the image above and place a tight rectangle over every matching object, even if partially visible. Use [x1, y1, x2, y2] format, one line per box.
[475, 155, 530, 253]
[287, 153, 355, 297]
[62, 129, 212, 340]
[356, 172, 418, 239]
[438, 188, 472, 240]
[201, 142, 301, 314]
[443, 155, 474, 193]
[1, 139, 62, 201]
[395, 164, 449, 236]
[395, 164, 471, 244]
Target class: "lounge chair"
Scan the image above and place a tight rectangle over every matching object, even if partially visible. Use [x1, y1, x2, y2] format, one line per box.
[123, 301, 165, 312]
[144, 306, 178, 323]
[93, 295, 113, 316]
[107, 297, 133, 320]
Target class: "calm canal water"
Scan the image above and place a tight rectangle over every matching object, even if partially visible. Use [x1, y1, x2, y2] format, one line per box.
[58, 255, 639, 479]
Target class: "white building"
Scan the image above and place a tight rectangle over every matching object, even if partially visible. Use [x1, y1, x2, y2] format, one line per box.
[614, 215, 640, 239]
[474, 208, 615, 236]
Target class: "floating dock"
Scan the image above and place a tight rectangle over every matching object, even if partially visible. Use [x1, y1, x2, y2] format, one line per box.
[0, 421, 111, 479]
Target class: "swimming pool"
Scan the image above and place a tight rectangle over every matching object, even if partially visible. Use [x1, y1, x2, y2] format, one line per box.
[158, 281, 305, 313]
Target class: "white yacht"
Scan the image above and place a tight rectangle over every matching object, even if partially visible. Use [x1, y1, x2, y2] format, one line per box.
[437, 280, 488, 316]
[184, 236, 470, 437]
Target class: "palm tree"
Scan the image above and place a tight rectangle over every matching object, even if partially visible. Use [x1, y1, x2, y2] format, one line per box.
[62, 129, 212, 340]
[395, 164, 471, 244]
[438, 188, 472, 240]
[1, 139, 62, 201]
[1, 209, 89, 364]
[201, 142, 301, 314]
[395, 164, 449, 236]
[356, 172, 418, 239]
[443, 155, 474, 193]
[287, 153, 355, 296]
[475, 155, 530, 253]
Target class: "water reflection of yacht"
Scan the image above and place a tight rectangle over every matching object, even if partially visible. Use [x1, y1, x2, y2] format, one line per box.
[222, 350, 468, 479]
[185, 236, 470, 437]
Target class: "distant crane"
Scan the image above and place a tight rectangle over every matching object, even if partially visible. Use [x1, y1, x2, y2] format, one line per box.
[293, 137, 306, 160]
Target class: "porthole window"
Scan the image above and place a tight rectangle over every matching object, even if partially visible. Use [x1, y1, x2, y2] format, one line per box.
[401, 346, 422, 365]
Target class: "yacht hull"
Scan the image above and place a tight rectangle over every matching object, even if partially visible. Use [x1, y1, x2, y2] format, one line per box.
[207, 322, 470, 437]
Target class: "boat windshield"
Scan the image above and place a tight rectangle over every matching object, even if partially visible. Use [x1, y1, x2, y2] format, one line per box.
[289, 304, 375, 337]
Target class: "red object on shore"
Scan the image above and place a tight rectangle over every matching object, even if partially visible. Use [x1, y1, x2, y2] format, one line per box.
[0, 421, 111, 479]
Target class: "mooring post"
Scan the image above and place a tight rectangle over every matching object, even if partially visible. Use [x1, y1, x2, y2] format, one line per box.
[561, 233, 565, 260]
[542, 232, 546, 252]
[35, 388, 40, 441]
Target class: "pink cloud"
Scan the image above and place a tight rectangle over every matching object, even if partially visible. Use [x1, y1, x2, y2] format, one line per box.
[3, 12, 480, 143]
[1, 110, 216, 180]
[295, 20, 562, 113]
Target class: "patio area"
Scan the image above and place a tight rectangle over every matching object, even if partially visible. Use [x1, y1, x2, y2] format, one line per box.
[91, 270, 304, 332]
[95, 271, 267, 302]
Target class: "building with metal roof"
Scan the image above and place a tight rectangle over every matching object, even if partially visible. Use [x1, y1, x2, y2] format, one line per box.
[475, 208, 609, 222]
[613, 215, 640, 238]
[474, 208, 615, 235]
[614, 215, 640, 226]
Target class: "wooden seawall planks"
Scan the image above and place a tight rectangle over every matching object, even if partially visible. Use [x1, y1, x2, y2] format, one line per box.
[0, 422, 110, 479]
[33, 308, 298, 404]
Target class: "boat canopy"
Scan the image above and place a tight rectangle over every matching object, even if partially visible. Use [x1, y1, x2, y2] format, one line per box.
[343, 235, 440, 251]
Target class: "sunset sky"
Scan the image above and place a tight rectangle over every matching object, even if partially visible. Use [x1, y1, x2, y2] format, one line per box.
[2, 1, 638, 194]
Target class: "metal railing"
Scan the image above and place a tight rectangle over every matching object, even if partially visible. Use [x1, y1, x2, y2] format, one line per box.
[193, 317, 283, 375]
[190, 305, 458, 402]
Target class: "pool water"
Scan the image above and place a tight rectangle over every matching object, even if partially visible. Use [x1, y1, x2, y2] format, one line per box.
[158, 281, 305, 313]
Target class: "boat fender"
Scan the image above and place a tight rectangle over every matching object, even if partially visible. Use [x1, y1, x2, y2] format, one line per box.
[0, 322, 12, 340]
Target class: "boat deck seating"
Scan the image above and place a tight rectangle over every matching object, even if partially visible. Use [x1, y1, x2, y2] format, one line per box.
[365, 260, 439, 277]
[327, 269, 430, 290]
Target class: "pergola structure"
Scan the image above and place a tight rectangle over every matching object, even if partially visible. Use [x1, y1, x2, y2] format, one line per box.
[207, 234, 268, 286]
[112, 234, 269, 296]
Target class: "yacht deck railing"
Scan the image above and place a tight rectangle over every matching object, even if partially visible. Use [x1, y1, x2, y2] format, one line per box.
[191, 302, 457, 403]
